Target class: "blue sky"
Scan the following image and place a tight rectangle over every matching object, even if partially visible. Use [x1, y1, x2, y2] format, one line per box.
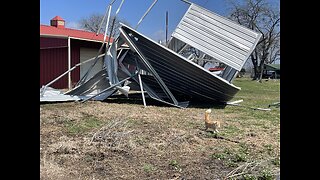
[40, 0, 279, 41]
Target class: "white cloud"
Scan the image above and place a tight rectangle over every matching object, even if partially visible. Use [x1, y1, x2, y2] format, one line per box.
[65, 21, 82, 30]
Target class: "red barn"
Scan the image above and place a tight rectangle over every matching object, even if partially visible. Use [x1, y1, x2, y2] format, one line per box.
[40, 16, 113, 89]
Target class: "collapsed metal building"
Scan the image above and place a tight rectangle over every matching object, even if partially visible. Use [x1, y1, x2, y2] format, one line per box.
[40, 0, 262, 108]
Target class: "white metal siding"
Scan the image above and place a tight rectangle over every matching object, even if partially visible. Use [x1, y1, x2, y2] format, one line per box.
[171, 3, 262, 71]
[80, 48, 104, 80]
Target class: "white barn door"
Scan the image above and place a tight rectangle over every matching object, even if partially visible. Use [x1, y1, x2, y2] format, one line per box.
[80, 48, 104, 80]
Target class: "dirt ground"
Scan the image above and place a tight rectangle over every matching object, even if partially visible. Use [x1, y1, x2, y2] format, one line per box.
[40, 98, 280, 180]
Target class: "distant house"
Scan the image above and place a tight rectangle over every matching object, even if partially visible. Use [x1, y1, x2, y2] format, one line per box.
[40, 16, 113, 89]
[263, 64, 280, 79]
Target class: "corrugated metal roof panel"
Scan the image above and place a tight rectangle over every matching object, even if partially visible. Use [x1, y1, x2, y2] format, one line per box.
[120, 25, 240, 103]
[171, 3, 262, 71]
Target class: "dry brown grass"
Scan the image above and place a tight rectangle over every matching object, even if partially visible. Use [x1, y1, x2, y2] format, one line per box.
[40, 100, 279, 179]
[40, 78, 280, 179]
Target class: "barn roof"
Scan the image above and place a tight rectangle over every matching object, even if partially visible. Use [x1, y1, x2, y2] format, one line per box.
[51, 16, 65, 21]
[40, 25, 113, 43]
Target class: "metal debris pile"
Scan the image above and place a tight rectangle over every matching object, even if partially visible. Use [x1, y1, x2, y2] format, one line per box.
[40, 0, 261, 108]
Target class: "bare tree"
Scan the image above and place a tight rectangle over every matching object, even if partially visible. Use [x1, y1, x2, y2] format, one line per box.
[79, 13, 130, 38]
[228, 0, 280, 81]
[269, 37, 280, 64]
[180, 46, 211, 67]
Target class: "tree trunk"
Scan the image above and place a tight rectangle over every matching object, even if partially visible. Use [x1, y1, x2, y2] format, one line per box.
[253, 66, 259, 80]
[258, 49, 269, 83]
[251, 52, 259, 80]
[258, 62, 264, 83]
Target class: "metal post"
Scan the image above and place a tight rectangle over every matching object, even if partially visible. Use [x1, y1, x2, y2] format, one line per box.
[68, 37, 71, 89]
[180, 0, 192, 5]
[103, 5, 112, 42]
[119, 27, 179, 106]
[138, 73, 147, 108]
[166, 11, 168, 45]
[135, 0, 158, 30]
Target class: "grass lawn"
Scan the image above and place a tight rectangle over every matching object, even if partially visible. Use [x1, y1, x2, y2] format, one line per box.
[40, 77, 280, 179]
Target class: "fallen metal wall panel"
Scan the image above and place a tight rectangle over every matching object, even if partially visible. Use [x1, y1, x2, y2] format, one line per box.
[120, 27, 181, 106]
[120, 25, 240, 103]
[171, 3, 262, 71]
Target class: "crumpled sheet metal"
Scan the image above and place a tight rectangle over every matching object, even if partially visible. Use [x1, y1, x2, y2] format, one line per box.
[40, 87, 81, 102]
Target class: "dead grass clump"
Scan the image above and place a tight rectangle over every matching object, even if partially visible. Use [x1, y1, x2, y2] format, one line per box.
[223, 159, 280, 179]
[90, 118, 134, 150]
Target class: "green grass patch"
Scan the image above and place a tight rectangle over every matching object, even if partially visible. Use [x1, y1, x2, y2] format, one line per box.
[64, 114, 103, 135]
[231, 78, 280, 111]
[219, 124, 243, 137]
[271, 157, 280, 167]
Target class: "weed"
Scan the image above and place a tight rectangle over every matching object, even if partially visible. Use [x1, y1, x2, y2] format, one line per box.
[204, 131, 218, 138]
[242, 174, 257, 180]
[258, 170, 273, 180]
[239, 143, 249, 154]
[143, 163, 155, 173]
[212, 147, 247, 166]
[271, 157, 280, 167]
[263, 144, 274, 155]
[169, 160, 180, 170]
[223, 148, 232, 155]
[220, 125, 243, 137]
[135, 136, 146, 145]
[211, 152, 227, 160]
[233, 152, 247, 162]
[226, 161, 238, 168]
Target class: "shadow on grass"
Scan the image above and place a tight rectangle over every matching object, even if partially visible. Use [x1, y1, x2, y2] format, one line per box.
[40, 101, 76, 105]
[40, 93, 227, 110]
[188, 101, 227, 109]
[102, 93, 227, 109]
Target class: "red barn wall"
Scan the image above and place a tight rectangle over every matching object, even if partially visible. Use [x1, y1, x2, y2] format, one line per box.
[40, 37, 67, 49]
[40, 37, 104, 89]
[40, 47, 68, 89]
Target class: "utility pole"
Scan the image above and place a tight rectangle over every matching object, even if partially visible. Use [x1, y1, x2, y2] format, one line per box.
[166, 11, 168, 45]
